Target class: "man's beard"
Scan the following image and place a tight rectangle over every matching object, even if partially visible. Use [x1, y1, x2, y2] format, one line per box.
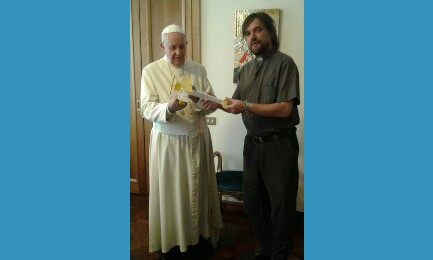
[250, 41, 270, 56]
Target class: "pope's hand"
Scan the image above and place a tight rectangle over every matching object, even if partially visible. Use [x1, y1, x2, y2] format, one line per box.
[168, 96, 188, 113]
[188, 86, 199, 103]
[200, 92, 219, 110]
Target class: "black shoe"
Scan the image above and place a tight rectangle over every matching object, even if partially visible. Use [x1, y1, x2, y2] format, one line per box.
[187, 237, 215, 259]
[159, 246, 181, 260]
[240, 249, 271, 260]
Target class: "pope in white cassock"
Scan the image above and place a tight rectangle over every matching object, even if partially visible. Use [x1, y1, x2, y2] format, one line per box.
[140, 24, 223, 256]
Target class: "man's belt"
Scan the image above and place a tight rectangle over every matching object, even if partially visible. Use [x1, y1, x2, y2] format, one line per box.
[249, 131, 291, 143]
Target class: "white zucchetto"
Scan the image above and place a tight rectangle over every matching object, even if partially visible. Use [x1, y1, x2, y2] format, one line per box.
[161, 24, 185, 35]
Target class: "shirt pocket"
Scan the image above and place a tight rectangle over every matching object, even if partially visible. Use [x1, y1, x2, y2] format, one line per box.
[261, 80, 279, 103]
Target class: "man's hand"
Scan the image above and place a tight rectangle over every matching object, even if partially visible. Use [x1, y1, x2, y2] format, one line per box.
[222, 98, 244, 114]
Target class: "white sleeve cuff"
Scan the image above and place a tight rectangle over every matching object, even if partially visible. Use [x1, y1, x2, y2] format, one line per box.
[166, 105, 174, 120]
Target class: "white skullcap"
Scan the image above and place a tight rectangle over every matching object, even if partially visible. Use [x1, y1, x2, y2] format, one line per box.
[161, 24, 185, 35]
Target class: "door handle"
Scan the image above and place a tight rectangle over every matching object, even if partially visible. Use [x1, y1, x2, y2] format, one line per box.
[136, 100, 141, 112]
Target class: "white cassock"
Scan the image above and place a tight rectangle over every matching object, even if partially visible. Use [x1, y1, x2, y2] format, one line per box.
[140, 56, 223, 253]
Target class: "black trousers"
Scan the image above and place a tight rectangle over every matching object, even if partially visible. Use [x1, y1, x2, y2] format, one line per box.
[242, 130, 299, 260]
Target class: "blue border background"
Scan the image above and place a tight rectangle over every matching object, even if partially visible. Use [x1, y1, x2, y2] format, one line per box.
[1, 0, 433, 259]
[0, 1, 129, 259]
[306, 0, 433, 259]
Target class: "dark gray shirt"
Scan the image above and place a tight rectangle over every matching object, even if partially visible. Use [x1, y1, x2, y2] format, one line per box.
[233, 49, 300, 136]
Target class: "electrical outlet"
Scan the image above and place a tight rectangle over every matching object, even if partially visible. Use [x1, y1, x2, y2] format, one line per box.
[206, 117, 216, 125]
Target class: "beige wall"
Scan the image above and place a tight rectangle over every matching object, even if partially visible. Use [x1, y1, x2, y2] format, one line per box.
[201, 0, 304, 211]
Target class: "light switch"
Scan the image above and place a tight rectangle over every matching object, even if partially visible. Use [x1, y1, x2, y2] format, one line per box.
[206, 117, 216, 125]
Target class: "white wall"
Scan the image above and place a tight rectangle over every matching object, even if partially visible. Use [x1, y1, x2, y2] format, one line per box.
[201, 0, 304, 211]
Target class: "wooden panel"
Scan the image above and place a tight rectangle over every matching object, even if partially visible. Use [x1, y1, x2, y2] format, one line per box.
[185, 0, 201, 62]
[192, 0, 201, 62]
[130, 0, 140, 193]
[150, 0, 182, 61]
[140, 0, 152, 194]
[140, 0, 152, 65]
[130, 0, 147, 194]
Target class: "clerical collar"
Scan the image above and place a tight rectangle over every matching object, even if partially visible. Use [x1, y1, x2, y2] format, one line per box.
[255, 48, 276, 61]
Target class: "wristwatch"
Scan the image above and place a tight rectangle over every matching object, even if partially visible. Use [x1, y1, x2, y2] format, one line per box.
[243, 100, 250, 115]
